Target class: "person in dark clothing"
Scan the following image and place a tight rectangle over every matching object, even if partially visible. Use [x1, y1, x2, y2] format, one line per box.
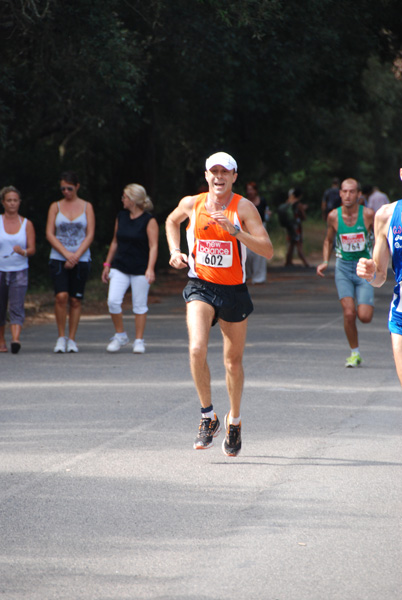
[101, 184, 158, 354]
[281, 188, 310, 267]
[245, 181, 270, 284]
[321, 177, 341, 221]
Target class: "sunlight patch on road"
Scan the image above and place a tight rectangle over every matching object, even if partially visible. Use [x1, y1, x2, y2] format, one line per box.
[1, 380, 400, 394]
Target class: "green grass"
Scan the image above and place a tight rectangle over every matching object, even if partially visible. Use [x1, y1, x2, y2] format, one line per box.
[266, 216, 326, 264]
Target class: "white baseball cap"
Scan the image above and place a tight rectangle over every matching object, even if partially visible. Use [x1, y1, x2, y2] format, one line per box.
[205, 152, 237, 172]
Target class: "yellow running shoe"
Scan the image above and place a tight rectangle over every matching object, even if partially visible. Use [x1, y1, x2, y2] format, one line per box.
[345, 353, 362, 368]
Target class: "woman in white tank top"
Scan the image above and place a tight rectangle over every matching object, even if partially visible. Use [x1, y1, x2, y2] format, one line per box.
[0, 186, 36, 353]
[46, 171, 95, 354]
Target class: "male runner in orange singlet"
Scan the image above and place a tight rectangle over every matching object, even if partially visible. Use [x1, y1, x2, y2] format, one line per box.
[166, 152, 274, 456]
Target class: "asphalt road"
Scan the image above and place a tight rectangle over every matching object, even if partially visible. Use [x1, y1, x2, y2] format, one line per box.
[1, 266, 401, 600]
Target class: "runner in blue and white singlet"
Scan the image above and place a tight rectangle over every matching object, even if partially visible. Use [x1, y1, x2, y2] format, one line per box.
[386, 199, 402, 334]
[356, 167, 402, 386]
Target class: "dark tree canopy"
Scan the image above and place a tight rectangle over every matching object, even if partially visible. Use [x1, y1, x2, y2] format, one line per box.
[1, 0, 402, 264]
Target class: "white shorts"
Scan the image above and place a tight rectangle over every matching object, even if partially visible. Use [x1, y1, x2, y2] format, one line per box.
[107, 268, 150, 315]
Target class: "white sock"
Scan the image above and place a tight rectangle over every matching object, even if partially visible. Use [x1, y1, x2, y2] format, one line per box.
[229, 414, 241, 426]
[202, 409, 214, 420]
[351, 347, 360, 355]
[116, 332, 127, 340]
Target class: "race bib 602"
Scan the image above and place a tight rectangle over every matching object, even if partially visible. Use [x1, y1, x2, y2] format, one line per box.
[196, 239, 233, 268]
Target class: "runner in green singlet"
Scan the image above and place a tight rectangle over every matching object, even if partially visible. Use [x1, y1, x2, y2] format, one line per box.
[317, 178, 375, 367]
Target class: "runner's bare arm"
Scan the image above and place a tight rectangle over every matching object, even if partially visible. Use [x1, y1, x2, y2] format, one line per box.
[211, 199, 273, 259]
[357, 204, 393, 287]
[363, 206, 375, 233]
[317, 210, 337, 277]
[166, 195, 196, 269]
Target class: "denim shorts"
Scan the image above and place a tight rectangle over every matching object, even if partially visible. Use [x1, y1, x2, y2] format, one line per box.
[49, 259, 91, 299]
[183, 278, 253, 326]
[335, 258, 374, 306]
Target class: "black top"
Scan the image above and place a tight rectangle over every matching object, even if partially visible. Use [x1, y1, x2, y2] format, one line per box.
[254, 197, 267, 221]
[323, 187, 341, 216]
[112, 210, 154, 275]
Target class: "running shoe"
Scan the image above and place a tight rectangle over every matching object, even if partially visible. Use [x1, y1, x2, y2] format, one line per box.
[222, 413, 242, 457]
[67, 339, 79, 353]
[107, 334, 129, 352]
[193, 413, 221, 449]
[133, 339, 145, 354]
[345, 353, 362, 368]
[53, 336, 67, 353]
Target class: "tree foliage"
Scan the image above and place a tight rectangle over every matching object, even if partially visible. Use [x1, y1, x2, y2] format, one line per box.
[1, 0, 402, 261]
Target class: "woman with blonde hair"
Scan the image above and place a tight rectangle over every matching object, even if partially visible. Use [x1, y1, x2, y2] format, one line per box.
[101, 184, 158, 353]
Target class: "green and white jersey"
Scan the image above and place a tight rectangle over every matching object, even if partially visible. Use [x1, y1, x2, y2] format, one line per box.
[335, 205, 371, 261]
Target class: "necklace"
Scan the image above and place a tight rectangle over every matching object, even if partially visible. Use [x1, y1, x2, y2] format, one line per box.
[206, 203, 226, 214]
[205, 198, 227, 213]
[205, 191, 233, 213]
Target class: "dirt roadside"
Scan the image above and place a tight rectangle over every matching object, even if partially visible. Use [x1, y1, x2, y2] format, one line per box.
[23, 268, 189, 327]
[24, 251, 323, 328]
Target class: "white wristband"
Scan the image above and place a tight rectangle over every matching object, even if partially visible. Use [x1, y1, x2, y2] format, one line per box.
[170, 248, 181, 256]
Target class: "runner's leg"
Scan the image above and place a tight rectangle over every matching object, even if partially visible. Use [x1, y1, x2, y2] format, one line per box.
[219, 318, 248, 419]
[357, 303, 374, 324]
[391, 333, 402, 386]
[340, 297, 359, 349]
[186, 300, 214, 408]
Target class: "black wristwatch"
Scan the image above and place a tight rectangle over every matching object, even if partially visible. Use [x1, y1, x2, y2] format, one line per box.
[231, 225, 241, 237]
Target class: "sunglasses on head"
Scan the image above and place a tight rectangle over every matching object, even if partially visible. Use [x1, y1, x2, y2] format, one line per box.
[61, 186, 74, 192]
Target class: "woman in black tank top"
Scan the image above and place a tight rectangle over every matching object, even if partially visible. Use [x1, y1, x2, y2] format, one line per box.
[101, 184, 159, 354]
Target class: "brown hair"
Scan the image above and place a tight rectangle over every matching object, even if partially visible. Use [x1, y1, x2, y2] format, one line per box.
[60, 171, 79, 186]
[0, 186, 21, 203]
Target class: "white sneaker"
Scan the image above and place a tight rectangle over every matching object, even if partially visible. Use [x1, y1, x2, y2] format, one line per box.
[54, 336, 66, 353]
[67, 339, 79, 353]
[133, 339, 145, 354]
[107, 334, 129, 353]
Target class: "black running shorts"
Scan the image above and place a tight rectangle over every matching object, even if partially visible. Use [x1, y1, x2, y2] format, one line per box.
[49, 259, 91, 299]
[182, 278, 253, 326]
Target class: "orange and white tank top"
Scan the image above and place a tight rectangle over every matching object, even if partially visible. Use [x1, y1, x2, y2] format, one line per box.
[186, 193, 246, 285]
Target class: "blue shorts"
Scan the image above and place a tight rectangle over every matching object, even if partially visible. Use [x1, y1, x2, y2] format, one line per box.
[335, 258, 374, 306]
[388, 319, 402, 335]
[388, 281, 402, 335]
[183, 278, 253, 326]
